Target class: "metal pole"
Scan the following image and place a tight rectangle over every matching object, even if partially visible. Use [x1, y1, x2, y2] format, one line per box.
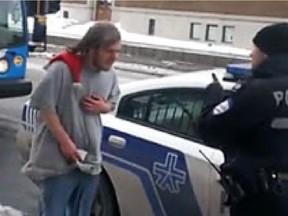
[43, 0, 49, 51]
[36, 0, 40, 15]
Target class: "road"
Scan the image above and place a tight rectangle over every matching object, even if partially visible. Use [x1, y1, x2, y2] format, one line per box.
[0, 57, 162, 119]
[0, 57, 175, 215]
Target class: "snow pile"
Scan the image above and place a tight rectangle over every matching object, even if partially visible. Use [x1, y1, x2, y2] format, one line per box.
[27, 12, 79, 35]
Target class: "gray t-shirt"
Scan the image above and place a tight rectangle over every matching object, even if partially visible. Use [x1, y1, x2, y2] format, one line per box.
[22, 61, 120, 181]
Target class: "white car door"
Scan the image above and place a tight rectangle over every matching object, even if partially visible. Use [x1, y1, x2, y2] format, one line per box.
[101, 87, 226, 216]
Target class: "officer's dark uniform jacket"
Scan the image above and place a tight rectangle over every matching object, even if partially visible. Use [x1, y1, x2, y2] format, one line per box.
[199, 54, 288, 193]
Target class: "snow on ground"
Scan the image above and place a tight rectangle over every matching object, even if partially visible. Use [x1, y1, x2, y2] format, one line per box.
[27, 13, 251, 59]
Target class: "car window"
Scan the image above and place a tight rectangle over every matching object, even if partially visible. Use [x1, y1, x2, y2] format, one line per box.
[117, 88, 205, 142]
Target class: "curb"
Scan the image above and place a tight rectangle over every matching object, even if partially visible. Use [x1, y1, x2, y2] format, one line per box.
[29, 46, 214, 76]
[46, 35, 250, 68]
[28, 52, 183, 76]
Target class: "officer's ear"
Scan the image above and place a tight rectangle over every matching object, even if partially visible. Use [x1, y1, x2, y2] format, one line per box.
[251, 45, 268, 69]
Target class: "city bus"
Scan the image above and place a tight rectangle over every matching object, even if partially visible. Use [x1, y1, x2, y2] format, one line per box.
[0, 0, 32, 98]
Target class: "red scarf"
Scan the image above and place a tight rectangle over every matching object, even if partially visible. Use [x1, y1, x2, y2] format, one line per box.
[49, 52, 83, 82]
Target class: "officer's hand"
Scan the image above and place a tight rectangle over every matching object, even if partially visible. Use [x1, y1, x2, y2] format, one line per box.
[208, 73, 223, 89]
[203, 73, 225, 108]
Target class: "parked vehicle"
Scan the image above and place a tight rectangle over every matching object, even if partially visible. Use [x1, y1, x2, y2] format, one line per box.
[18, 64, 250, 216]
[0, 0, 32, 98]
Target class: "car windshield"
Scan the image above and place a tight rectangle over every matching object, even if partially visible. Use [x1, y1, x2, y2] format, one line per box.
[0, 0, 25, 49]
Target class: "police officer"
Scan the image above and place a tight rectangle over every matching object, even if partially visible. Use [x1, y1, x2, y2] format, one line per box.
[198, 23, 288, 216]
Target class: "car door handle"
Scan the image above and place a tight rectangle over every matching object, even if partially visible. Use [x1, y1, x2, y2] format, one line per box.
[108, 135, 126, 149]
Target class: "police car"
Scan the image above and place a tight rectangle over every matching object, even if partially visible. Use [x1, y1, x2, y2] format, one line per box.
[17, 64, 250, 216]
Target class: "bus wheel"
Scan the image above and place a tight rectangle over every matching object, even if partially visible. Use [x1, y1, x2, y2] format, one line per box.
[91, 173, 119, 216]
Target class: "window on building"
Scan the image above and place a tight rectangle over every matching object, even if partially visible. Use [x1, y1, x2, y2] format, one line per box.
[189, 22, 201, 40]
[205, 24, 218, 42]
[63, 10, 69, 18]
[148, 19, 155, 35]
[222, 25, 235, 44]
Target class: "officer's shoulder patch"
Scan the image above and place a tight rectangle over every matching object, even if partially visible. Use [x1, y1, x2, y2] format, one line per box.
[212, 99, 232, 115]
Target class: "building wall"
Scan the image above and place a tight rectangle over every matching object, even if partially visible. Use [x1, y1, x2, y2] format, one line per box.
[60, 0, 112, 22]
[59, 1, 288, 49]
[60, 0, 94, 22]
[115, 1, 288, 18]
[112, 2, 288, 49]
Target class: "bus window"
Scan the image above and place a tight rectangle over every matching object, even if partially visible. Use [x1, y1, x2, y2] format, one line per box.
[0, 0, 25, 49]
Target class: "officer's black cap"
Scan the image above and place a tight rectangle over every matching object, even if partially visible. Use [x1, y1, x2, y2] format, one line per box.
[253, 23, 288, 56]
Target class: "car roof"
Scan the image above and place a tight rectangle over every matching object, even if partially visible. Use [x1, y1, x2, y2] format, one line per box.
[119, 68, 236, 95]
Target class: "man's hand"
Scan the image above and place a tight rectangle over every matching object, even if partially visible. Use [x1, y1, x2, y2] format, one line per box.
[40, 110, 81, 164]
[80, 95, 111, 114]
[59, 139, 81, 163]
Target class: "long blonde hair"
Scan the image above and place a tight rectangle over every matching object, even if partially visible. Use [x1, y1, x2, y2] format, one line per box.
[67, 21, 121, 55]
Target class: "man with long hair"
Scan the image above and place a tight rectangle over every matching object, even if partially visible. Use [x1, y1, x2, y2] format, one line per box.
[23, 21, 121, 216]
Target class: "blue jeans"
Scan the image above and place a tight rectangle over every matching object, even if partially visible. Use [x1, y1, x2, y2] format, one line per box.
[40, 169, 99, 216]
